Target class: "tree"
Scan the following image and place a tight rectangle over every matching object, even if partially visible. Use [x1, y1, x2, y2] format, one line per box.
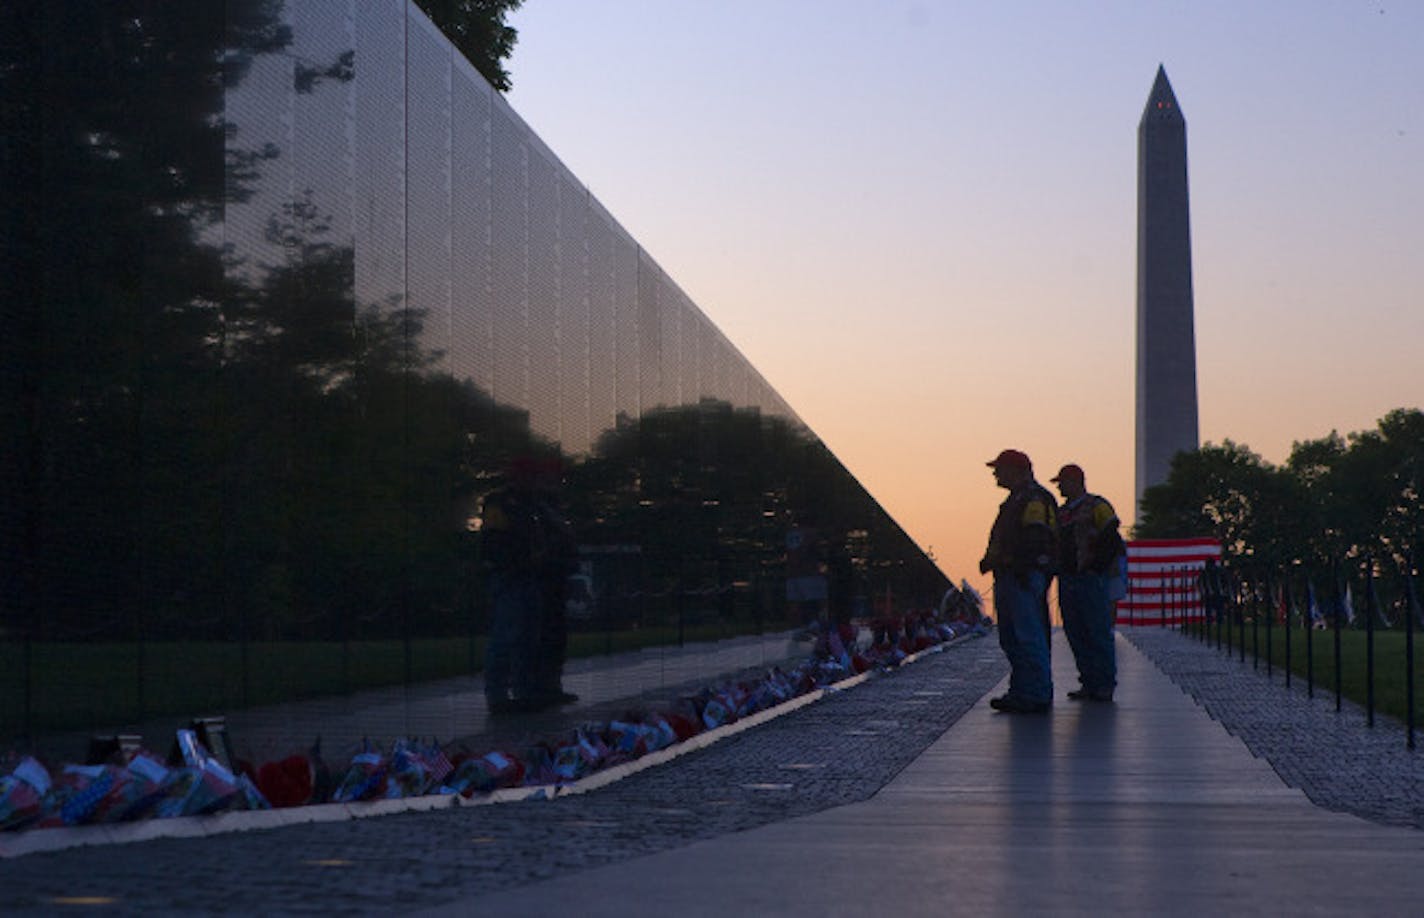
[413, 0, 523, 91]
[1326, 409, 1424, 564]
[1286, 431, 1348, 559]
[1135, 441, 1302, 564]
[1137, 410, 1424, 569]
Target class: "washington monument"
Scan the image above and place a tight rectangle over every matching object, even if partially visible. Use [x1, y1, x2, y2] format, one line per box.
[1136, 65, 1199, 510]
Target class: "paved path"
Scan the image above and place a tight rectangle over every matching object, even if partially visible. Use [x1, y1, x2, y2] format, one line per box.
[434, 632, 1424, 917]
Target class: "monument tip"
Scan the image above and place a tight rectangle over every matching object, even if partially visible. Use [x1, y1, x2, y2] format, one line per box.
[1143, 65, 1183, 122]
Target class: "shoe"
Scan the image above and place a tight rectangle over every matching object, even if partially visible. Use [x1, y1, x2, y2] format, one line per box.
[990, 694, 1051, 714]
[1068, 687, 1114, 702]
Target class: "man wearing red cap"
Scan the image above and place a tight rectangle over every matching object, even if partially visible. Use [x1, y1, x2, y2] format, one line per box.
[980, 449, 1058, 713]
[1051, 463, 1124, 702]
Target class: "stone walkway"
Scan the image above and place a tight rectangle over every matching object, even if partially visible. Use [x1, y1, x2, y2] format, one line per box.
[1124, 626, 1424, 828]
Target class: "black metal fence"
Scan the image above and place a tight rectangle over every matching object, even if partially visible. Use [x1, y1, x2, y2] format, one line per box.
[1156, 553, 1421, 750]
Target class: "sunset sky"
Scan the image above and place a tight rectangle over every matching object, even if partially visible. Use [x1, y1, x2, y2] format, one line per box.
[504, 0, 1422, 596]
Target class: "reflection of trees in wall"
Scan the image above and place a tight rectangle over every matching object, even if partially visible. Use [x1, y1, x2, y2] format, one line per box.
[3, 1, 946, 656]
[3, 1, 297, 641]
[2, 2, 530, 644]
[569, 402, 947, 613]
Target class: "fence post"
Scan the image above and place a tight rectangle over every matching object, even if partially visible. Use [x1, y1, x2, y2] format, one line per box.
[1247, 566, 1258, 666]
[1192, 565, 1201, 640]
[1333, 561, 1343, 713]
[1305, 570, 1315, 699]
[1237, 569, 1247, 663]
[1218, 560, 1230, 649]
[1161, 565, 1168, 629]
[1364, 557, 1377, 728]
[1405, 552, 1417, 751]
[1177, 566, 1184, 633]
[1265, 568, 1274, 679]
[1283, 569, 1292, 688]
[1199, 565, 1207, 641]
[1174, 566, 1182, 632]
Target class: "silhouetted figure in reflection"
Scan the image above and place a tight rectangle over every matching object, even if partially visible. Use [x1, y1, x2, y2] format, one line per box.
[825, 539, 856, 628]
[785, 516, 829, 633]
[980, 449, 1057, 714]
[529, 458, 579, 708]
[480, 456, 579, 714]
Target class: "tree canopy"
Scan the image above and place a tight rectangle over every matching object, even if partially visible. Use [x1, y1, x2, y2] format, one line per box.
[1135, 409, 1424, 567]
[413, 0, 523, 91]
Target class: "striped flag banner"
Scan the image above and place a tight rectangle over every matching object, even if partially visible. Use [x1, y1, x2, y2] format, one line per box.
[1117, 537, 1223, 626]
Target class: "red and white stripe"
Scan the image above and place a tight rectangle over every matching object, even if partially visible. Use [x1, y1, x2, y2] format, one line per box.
[1117, 537, 1222, 626]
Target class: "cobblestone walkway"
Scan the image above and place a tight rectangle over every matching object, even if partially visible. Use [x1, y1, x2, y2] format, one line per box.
[1124, 627, 1424, 829]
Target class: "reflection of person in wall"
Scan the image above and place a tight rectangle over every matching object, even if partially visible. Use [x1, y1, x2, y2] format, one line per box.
[480, 456, 579, 714]
[980, 449, 1057, 714]
[825, 538, 856, 628]
[785, 516, 829, 632]
[529, 458, 579, 708]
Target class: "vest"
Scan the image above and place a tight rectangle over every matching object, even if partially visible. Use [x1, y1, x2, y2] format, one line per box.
[983, 480, 1058, 574]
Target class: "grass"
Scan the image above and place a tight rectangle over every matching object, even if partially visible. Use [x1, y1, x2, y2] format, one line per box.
[0, 615, 794, 744]
[1171, 618, 1424, 730]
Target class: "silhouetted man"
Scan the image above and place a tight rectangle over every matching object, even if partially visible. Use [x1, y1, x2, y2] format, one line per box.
[1051, 463, 1124, 702]
[980, 449, 1057, 713]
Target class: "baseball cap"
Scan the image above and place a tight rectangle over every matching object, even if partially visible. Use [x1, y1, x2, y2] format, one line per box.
[1050, 463, 1085, 483]
[986, 449, 1032, 470]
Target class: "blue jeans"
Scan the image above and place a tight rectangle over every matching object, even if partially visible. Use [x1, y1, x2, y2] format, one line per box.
[1059, 571, 1116, 693]
[485, 573, 539, 703]
[994, 570, 1053, 703]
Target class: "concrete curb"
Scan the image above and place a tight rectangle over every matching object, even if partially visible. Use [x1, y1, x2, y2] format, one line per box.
[0, 632, 981, 859]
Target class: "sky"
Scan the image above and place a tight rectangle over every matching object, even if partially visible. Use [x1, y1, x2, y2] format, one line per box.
[503, 0, 1422, 597]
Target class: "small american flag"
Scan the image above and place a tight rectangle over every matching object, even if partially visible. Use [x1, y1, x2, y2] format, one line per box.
[1117, 538, 1222, 626]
